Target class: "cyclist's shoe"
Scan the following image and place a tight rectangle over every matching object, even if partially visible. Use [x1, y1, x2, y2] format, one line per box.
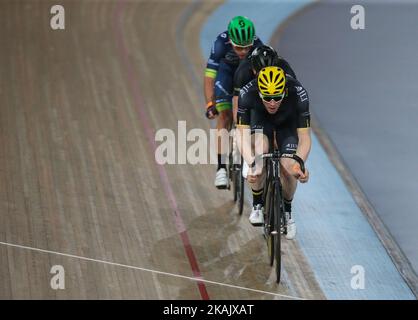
[249, 204, 264, 226]
[285, 212, 296, 240]
[215, 168, 228, 189]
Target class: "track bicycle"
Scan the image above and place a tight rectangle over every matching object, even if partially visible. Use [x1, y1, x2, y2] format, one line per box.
[261, 150, 305, 283]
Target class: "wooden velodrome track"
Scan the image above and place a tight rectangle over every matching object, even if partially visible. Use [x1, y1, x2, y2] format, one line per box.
[0, 0, 325, 299]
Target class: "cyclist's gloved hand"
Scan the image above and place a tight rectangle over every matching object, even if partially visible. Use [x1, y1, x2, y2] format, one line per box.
[247, 155, 263, 183]
[205, 101, 218, 119]
[293, 163, 309, 183]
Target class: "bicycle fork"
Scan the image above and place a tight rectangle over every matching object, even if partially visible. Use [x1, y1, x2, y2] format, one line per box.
[272, 159, 287, 236]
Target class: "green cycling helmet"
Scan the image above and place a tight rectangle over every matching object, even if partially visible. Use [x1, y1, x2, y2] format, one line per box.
[227, 16, 255, 47]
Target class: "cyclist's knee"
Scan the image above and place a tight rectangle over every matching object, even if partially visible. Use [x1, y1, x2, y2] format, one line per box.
[219, 109, 232, 119]
[247, 173, 264, 187]
[217, 110, 232, 127]
[251, 133, 269, 154]
[262, 136, 270, 153]
[280, 160, 296, 180]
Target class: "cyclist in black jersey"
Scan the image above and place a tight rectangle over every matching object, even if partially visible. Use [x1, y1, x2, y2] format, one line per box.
[236, 66, 312, 239]
[232, 45, 297, 123]
[204, 16, 263, 189]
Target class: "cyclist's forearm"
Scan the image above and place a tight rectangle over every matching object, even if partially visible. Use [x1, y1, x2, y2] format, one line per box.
[296, 129, 312, 162]
[236, 126, 253, 165]
[204, 76, 215, 104]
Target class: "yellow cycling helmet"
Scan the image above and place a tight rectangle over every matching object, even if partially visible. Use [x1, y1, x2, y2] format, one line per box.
[257, 66, 286, 96]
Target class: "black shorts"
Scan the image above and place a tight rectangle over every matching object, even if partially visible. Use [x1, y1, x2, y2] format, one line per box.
[250, 109, 298, 154]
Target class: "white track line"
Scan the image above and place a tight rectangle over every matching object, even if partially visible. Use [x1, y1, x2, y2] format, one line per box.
[0, 241, 304, 300]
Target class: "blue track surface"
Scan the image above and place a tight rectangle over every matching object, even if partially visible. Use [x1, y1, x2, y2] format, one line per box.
[200, 0, 415, 299]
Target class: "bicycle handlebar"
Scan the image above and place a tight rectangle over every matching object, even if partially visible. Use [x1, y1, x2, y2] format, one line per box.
[261, 152, 305, 174]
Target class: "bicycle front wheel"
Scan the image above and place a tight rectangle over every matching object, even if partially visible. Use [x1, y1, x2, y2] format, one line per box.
[273, 182, 283, 284]
[264, 181, 275, 267]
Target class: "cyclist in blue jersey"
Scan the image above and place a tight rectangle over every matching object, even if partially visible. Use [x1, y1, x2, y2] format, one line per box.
[204, 16, 263, 189]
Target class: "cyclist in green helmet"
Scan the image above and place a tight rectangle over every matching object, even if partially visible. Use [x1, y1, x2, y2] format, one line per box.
[204, 16, 263, 189]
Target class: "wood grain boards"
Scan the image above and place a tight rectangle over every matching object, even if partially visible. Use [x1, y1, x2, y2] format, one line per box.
[0, 0, 324, 299]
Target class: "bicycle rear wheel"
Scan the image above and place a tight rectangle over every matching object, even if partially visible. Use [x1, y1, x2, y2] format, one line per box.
[227, 134, 235, 194]
[232, 166, 238, 202]
[233, 166, 240, 207]
[237, 157, 244, 215]
[273, 182, 284, 284]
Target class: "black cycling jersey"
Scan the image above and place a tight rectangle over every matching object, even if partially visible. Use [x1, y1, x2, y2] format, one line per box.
[237, 76, 310, 130]
[233, 56, 298, 96]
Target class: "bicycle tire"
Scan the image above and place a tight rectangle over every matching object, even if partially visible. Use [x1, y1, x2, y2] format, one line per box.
[226, 143, 233, 191]
[264, 180, 275, 267]
[237, 157, 245, 215]
[232, 169, 238, 202]
[274, 181, 283, 284]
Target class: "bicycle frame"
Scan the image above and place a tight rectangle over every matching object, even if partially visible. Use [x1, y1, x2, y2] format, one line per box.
[263, 150, 285, 234]
[261, 150, 305, 283]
